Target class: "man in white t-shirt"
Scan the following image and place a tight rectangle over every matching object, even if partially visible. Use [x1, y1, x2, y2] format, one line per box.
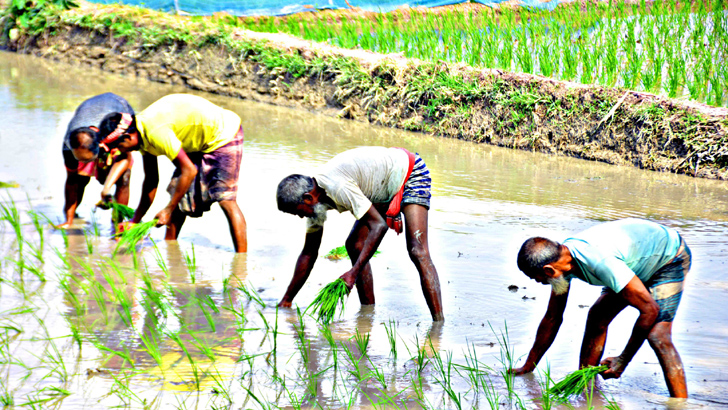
[511, 219, 691, 398]
[276, 147, 444, 322]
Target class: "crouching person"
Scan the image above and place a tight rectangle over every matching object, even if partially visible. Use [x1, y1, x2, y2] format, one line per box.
[276, 147, 444, 322]
[512, 218, 690, 398]
[96, 94, 247, 252]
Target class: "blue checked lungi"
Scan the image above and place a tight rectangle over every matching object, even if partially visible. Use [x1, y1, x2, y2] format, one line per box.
[401, 153, 432, 209]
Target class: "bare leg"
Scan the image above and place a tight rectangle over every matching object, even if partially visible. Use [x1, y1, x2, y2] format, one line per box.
[113, 168, 132, 206]
[402, 204, 444, 322]
[219, 200, 247, 253]
[346, 219, 375, 305]
[648, 321, 688, 398]
[579, 292, 628, 368]
[165, 207, 186, 240]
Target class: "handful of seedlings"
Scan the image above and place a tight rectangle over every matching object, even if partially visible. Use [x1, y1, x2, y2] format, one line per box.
[307, 278, 350, 324]
[548, 365, 608, 401]
[114, 219, 158, 255]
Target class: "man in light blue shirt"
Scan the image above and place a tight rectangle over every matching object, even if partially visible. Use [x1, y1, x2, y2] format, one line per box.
[511, 219, 691, 398]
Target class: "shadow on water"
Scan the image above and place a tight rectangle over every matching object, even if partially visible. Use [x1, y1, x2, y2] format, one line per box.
[1, 50, 727, 408]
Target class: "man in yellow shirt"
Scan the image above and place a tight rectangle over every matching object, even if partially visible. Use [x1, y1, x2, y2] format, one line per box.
[95, 94, 247, 252]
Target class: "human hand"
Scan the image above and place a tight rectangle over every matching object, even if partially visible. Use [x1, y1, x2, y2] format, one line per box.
[116, 221, 135, 236]
[339, 269, 357, 290]
[278, 300, 292, 309]
[154, 207, 173, 227]
[600, 355, 628, 379]
[509, 364, 535, 375]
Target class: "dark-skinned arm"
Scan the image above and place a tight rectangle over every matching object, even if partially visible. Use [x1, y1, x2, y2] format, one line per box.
[340, 205, 389, 288]
[100, 153, 132, 202]
[131, 153, 159, 224]
[510, 286, 570, 374]
[600, 275, 659, 379]
[278, 227, 324, 308]
[60, 171, 90, 228]
[154, 149, 196, 227]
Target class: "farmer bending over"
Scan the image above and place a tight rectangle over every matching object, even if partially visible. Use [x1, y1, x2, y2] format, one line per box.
[512, 218, 690, 398]
[60, 93, 135, 228]
[96, 94, 247, 252]
[276, 147, 444, 322]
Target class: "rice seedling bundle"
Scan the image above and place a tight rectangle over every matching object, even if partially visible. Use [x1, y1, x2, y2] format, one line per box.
[114, 219, 158, 254]
[548, 365, 607, 401]
[307, 278, 349, 324]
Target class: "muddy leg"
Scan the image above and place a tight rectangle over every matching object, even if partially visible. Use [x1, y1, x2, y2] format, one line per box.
[579, 292, 628, 368]
[648, 321, 688, 398]
[346, 219, 375, 305]
[219, 200, 247, 253]
[165, 207, 186, 240]
[402, 204, 444, 322]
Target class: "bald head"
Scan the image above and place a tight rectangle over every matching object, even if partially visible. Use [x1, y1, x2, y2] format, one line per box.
[517, 237, 562, 278]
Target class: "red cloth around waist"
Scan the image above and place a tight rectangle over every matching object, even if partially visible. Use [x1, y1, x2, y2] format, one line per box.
[385, 148, 416, 234]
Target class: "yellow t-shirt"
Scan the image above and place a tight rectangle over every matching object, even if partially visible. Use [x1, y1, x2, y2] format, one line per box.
[135, 94, 241, 161]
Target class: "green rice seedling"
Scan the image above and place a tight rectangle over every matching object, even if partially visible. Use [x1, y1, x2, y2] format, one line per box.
[188, 330, 216, 361]
[113, 219, 157, 255]
[107, 202, 135, 225]
[194, 295, 216, 332]
[166, 330, 200, 388]
[405, 334, 430, 380]
[319, 324, 339, 377]
[90, 209, 100, 237]
[138, 329, 164, 371]
[297, 331, 311, 366]
[367, 356, 388, 390]
[238, 281, 266, 308]
[0, 380, 12, 406]
[60, 228, 68, 248]
[489, 322, 516, 400]
[340, 340, 365, 381]
[0, 195, 23, 258]
[325, 245, 380, 260]
[83, 230, 93, 254]
[353, 328, 370, 355]
[536, 364, 555, 410]
[26, 209, 44, 263]
[456, 341, 487, 392]
[0, 181, 19, 188]
[150, 239, 169, 276]
[479, 373, 501, 410]
[429, 344, 461, 410]
[602, 392, 622, 410]
[383, 319, 397, 359]
[307, 278, 349, 324]
[183, 243, 196, 282]
[207, 366, 233, 404]
[548, 365, 608, 402]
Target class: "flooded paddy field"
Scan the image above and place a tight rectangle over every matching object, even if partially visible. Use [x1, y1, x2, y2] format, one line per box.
[1, 50, 728, 409]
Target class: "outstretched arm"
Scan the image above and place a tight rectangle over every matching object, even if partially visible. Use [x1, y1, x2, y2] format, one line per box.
[154, 149, 196, 227]
[511, 287, 570, 374]
[132, 153, 159, 223]
[340, 205, 388, 288]
[600, 276, 659, 379]
[279, 228, 323, 308]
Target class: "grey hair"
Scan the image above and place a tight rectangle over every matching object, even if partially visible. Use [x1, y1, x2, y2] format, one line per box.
[276, 174, 315, 213]
[517, 237, 562, 277]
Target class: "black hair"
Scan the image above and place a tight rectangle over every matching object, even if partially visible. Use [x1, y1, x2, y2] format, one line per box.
[69, 127, 99, 156]
[97, 112, 138, 148]
[276, 174, 315, 213]
[517, 237, 562, 277]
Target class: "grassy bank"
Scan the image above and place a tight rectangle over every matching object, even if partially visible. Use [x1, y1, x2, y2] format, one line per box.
[1, 2, 727, 179]
[241, 0, 728, 107]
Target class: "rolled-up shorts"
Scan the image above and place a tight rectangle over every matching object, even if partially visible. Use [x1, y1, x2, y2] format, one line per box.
[401, 153, 431, 209]
[168, 126, 244, 217]
[602, 236, 691, 323]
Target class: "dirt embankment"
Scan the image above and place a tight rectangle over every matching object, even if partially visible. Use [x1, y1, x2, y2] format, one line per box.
[2, 3, 728, 179]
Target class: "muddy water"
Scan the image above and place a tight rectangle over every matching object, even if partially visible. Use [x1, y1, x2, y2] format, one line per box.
[1, 50, 728, 409]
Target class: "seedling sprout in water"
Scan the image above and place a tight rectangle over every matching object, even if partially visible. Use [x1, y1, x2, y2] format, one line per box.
[307, 278, 350, 324]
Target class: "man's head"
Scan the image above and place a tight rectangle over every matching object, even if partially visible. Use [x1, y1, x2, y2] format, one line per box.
[517, 237, 572, 295]
[98, 112, 140, 154]
[69, 127, 99, 163]
[276, 174, 327, 225]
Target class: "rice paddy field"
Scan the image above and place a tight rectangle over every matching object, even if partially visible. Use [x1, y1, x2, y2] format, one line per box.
[239, 0, 728, 107]
[2, 47, 728, 410]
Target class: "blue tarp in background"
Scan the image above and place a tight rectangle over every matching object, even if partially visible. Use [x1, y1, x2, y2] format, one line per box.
[93, 0, 562, 17]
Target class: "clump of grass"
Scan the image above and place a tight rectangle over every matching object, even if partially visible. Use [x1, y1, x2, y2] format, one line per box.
[548, 365, 608, 401]
[324, 245, 380, 260]
[113, 219, 157, 254]
[307, 278, 349, 324]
